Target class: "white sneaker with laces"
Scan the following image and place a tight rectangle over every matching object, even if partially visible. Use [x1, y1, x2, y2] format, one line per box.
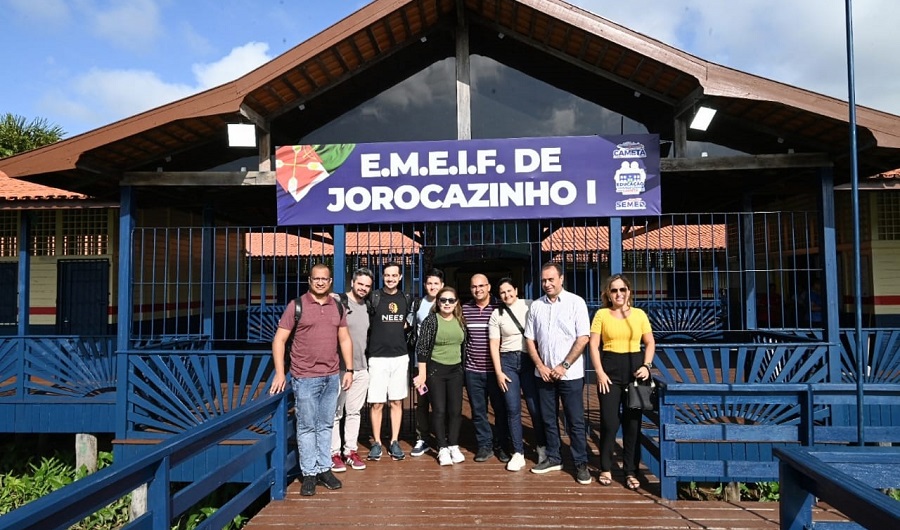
[506, 452, 526, 472]
[449, 445, 465, 464]
[438, 447, 453, 466]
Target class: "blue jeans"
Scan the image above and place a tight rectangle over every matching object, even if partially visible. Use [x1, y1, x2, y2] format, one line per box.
[465, 370, 509, 450]
[292, 374, 340, 476]
[537, 377, 587, 466]
[499, 352, 546, 453]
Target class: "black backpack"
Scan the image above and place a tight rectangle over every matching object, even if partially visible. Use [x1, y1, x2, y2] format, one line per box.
[286, 294, 348, 346]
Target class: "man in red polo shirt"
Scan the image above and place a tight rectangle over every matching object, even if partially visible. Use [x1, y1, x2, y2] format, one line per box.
[271, 263, 353, 497]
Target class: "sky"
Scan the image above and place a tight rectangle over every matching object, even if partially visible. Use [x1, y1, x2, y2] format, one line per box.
[2, 0, 898, 139]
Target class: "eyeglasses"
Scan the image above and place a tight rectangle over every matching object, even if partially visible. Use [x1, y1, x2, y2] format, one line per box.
[310, 277, 332, 283]
[609, 287, 628, 294]
[471, 284, 488, 290]
[439, 297, 457, 304]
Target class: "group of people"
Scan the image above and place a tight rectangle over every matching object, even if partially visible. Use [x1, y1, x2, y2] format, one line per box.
[270, 261, 655, 496]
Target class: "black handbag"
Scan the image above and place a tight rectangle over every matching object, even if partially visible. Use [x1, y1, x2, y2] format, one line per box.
[625, 379, 658, 411]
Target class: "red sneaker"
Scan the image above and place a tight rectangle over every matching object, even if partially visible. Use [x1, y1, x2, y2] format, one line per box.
[344, 451, 367, 470]
[331, 453, 347, 472]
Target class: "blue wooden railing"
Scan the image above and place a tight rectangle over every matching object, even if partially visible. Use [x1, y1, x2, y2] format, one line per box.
[0, 335, 117, 432]
[645, 382, 900, 499]
[775, 446, 900, 530]
[0, 390, 294, 530]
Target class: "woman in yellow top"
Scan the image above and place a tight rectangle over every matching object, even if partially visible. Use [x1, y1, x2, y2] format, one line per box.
[588, 274, 655, 490]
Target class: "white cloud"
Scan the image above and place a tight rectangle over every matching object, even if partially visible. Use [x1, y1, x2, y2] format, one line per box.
[192, 42, 272, 89]
[87, 0, 163, 52]
[46, 41, 274, 130]
[571, 0, 900, 115]
[7, 0, 71, 26]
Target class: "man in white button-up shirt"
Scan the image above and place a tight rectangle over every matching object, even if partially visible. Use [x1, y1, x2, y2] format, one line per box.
[524, 262, 592, 485]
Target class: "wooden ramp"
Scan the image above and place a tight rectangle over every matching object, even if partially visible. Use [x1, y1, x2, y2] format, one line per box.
[244, 439, 849, 530]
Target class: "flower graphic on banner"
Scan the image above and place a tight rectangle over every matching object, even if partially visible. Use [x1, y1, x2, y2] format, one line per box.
[275, 144, 356, 203]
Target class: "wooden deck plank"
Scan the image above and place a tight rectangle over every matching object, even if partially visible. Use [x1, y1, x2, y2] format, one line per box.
[244, 438, 847, 529]
[244, 391, 849, 529]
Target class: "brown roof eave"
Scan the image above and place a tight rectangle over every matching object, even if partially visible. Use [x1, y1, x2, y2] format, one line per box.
[0, 86, 245, 179]
[702, 63, 900, 149]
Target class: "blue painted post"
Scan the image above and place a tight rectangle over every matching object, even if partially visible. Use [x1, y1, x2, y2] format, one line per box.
[333, 225, 346, 291]
[742, 197, 757, 330]
[818, 167, 842, 382]
[609, 217, 622, 275]
[15, 212, 30, 399]
[16, 212, 30, 336]
[778, 461, 814, 530]
[271, 393, 288, 500]
[149, 458, 171, 529]
[115, 186, 134, 445]
[658, 386, 677, 500]
[201, 206, 215, 344]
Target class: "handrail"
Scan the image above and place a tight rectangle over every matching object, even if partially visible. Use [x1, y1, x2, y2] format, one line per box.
[0, 391, 291, 530]
[774, 446, 900, 530]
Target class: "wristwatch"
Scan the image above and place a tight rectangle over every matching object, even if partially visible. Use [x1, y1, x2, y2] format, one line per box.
[561, 360, 571, 369]
[642, 362, 653, 370]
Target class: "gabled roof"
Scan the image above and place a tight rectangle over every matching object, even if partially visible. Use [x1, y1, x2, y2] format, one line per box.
[3, 0, 900, 200]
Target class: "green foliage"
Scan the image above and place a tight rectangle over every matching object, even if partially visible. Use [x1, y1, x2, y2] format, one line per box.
[0, 440, 255, 530]
[678, 480, 780, 501]
[0, 113, 65, 158]
[888, 488, 900, 501]
[0, 450, 130, 530]
[171, 484, 251, 530]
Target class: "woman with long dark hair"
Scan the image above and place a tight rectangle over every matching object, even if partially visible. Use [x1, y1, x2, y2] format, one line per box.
[488, 277, 546, 471]
[412, 287, 467, 466]
[588, 274, 655, 489]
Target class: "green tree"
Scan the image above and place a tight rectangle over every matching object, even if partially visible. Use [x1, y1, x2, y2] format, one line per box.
[0, 113, 65, 158]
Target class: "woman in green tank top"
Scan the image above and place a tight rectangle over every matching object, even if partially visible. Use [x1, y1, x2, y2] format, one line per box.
[413, 287, 467, 465]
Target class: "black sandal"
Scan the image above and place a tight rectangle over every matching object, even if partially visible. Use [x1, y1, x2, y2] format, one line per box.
[598, 472, 613, 486]
[625, 475, 640, 490]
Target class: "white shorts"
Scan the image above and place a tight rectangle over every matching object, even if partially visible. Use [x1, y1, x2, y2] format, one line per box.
[366, 356, 409, 403]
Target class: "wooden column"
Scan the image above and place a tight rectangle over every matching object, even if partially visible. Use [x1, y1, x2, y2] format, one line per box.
[818, 166, 842, 382]
[456, 2, 471, 141]
[17, 212, 30, 336]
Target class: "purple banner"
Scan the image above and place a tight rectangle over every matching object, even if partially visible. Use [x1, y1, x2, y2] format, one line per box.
[275, 135, 660, 225]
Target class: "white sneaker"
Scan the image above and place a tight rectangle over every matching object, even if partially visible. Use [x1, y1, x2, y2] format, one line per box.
[536, 445, 548, 465]
[449, 445, 465, 464]
[506, 452, 526, 472]
[438, 447, 453, 466]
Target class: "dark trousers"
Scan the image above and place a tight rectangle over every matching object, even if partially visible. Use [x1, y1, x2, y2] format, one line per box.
[427, 362, 464, 448]
[537, 377, 587, 465]
[414, 366, 430, 441]
[499, 351, 546, 453]
[598, 351, 644, 476]
[465, 369, 509, 450]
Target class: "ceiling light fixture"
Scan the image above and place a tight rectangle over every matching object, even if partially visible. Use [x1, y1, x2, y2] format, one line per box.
[227, 123, 257, 148]
[689, 106, 717, 131]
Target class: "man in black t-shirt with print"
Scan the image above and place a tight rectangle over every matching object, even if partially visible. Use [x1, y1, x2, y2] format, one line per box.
[366, 262, 412, 461]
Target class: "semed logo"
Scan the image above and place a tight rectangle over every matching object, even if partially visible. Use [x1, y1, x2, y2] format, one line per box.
[615, 198, 647, 210]
[613, 141, 647, 159]
[613, 161, 647, 196]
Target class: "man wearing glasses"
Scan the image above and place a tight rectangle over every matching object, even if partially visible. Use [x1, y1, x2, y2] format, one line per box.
[524, 262, 592, 485]
[330, 268, 374, 473]
[462, 273, 510, 463]
[270, 263, 353, 496]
